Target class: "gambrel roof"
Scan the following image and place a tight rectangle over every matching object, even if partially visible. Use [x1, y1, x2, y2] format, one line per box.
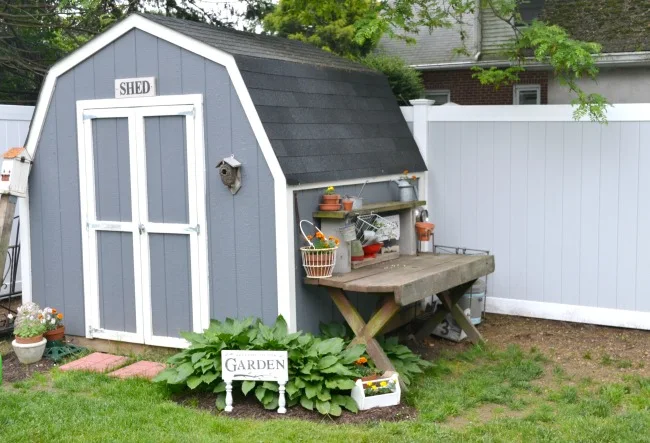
[141, 13, 426, 184]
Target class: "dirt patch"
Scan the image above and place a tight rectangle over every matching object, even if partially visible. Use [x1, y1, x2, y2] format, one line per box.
[1, 350, 56, 384]
[411, 313, 650, 383]
[174, 391, 417, 424]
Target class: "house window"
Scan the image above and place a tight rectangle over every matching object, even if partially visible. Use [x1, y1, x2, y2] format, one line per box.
[513, 85, 541, 105]
[516, 0, 544, 26]
[424, 90, 450, 105]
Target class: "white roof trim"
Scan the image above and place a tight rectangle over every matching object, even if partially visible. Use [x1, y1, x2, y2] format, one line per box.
[25, 14, 296, 331]
[412, 51, 650, 71]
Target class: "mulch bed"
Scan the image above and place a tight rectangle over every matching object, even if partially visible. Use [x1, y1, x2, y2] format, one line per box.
[174, 390, 417, 424]
[2, 350, 57, 383]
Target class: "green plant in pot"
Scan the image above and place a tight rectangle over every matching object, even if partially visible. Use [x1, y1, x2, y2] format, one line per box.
[9, 303, 48, 364]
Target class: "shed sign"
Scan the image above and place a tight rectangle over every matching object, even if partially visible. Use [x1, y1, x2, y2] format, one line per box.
[114, 77, 156, 98]
[221, 350, 288, 414]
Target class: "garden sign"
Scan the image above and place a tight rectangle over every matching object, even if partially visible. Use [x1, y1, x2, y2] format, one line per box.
[221, 350, 288, 414]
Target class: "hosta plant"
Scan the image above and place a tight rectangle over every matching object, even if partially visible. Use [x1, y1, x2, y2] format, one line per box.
[154, 316, 362, 416]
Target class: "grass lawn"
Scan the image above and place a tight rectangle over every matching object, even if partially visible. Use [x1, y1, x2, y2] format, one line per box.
[2, 342, 650, 443]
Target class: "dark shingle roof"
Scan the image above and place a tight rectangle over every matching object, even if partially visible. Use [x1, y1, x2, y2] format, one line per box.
[141, 13, 372, 72]
[139, 13, 426, 185]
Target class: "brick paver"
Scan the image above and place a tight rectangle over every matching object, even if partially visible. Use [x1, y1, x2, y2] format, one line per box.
[59, 352, 128, 373]
[108, 361, 166, 380]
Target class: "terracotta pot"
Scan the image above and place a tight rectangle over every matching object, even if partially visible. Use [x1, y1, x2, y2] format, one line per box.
[362, 242, 383, 258]
[44, 325, 65, 342]
[319, 203, 341, 211]
[15, 334, 44, 345]
[342, 199, 353, 211]
[415, 222, 435, 241]
[322, 194, 341, 203]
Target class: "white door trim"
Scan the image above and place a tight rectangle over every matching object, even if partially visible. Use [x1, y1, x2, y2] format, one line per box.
[76, 94, 209, 348]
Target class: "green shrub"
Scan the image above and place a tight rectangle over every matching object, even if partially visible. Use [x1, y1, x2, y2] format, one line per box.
[319, 322, 432, 385]
[361, 53, 424, 105]
[155, 316, 362, 416]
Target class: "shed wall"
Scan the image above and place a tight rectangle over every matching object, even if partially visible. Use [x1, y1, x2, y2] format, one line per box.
[29, 29, 277, 336]
[294, 182, 400, 333]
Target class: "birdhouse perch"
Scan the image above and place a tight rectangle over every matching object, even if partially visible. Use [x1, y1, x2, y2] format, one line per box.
[216, 155, 242, 195]
[0, 147, 31, 198]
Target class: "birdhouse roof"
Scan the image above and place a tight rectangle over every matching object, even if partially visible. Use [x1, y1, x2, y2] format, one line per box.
[3, 147, 26, 159]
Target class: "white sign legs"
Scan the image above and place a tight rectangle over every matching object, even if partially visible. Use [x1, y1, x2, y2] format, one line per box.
[225, 381, 234, 412]
[278, 382, 287, 414]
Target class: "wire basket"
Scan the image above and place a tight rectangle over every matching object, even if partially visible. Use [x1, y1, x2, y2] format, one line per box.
[355, 214, 399, 246]
[300, 220, 337, 278]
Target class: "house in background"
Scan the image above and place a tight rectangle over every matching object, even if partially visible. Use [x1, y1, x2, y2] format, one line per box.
[379, 0, 650, 106]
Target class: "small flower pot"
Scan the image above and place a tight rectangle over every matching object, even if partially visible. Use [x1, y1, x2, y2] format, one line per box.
[415, 222, 435, 241]
[322, 194, 341, 203]
[319, 203, 341, 211]
[362, 242, 383, 258]
[342, 199, 353, 211]
[301, 247, 337, 278]
[44, 325, 65, 342]
[12, 337, 47, 364]
[15, 334, 44, 345]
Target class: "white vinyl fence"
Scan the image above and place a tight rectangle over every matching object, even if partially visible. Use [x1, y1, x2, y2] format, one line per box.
[404, 102, 650, 330]
[0, 104, 34, 296]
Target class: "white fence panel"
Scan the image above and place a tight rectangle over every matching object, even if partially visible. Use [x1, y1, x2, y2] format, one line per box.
[403, 103, 650, 330]
[0, 105, 33, 296]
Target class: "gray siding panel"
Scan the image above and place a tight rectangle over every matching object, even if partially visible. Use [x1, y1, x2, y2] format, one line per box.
[150, 233, 192, 337]
[30, 29, 278, 337]
[145, 116, 189, 224]
[97, 232, 136, 333]
[294, 182, 399, 333]
[93, 118, 132, 222]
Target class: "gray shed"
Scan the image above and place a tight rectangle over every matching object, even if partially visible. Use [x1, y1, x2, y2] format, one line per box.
[21, 13, 426, 347]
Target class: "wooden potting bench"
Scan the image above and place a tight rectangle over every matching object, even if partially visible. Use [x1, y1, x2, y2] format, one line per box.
[305, 253, 495, 375]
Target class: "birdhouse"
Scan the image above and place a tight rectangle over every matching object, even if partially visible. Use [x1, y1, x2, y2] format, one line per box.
[0, 147, 31, 198]
[216, 155, 242, 195]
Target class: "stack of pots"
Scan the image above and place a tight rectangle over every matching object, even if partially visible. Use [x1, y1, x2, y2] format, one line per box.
[320, 193, 341, 211]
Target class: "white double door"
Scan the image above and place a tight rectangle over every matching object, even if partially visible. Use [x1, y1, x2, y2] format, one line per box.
[77, 95, 209, 348]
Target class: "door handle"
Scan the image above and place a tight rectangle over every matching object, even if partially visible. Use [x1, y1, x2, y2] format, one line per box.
[138, 223, 145, 235]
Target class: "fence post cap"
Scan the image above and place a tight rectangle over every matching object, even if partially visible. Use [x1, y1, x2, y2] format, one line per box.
[409, 99, 435, 106]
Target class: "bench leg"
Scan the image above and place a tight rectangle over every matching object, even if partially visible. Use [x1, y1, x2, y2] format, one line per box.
[414, 280, 484, 344]
[327, 288, 400, 375]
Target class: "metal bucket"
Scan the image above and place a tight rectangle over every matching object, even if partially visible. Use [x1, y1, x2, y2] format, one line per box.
[395, 179, 418, 202]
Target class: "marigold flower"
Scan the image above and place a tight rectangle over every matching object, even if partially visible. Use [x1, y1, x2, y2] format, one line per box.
[403, 170, 409, 175]
[380, 381, 387, 387]
[334, 239, 340, 246]
[355, 357, 367, 365]
[371, 385, 378, 390]
[411, 175, 417, 180]
[51, 308, 57, 314]
[367, 381, 373, 387]
[38, 314, 43, 319]
[57, 313, 63, 320]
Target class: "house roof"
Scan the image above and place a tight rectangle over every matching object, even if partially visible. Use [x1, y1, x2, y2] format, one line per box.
[380, 0, 650, 68]
[141, 13, 426, 185]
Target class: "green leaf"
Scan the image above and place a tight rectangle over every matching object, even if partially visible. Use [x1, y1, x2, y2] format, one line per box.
[315, 400, 331, 415]
[262, 381, 278, 392]
[213, 381, 226, 394]
[186, 375, 202, 390]
[201, 372, 218, 385]
[316, 338, 344, 355]
[215, 393, 226, 411]
[316, 388, 331, 401]
[304, 383, 318, 399]
[317, 355, 338, 370]
[174, 362, 195, 383]
[339, 344, 366, 364]
[152, 369, 174, 383]
[190, 351, 207, 364]
[333, 394, 358, 413]
[329, 402, 342, 417]
[255, 385, 267, 403]
[285, 380, 299, 396]
[325, 378, 356, 390]
[242, 380, 256, 395]
[300, 396, 314, 410]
